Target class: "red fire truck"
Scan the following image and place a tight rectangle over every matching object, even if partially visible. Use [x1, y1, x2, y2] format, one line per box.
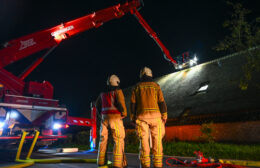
[0, 0, 178, 147]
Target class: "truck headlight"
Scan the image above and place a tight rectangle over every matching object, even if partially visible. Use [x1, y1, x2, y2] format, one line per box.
[53, 123, 62, 130]
[0, 122, 4, 128]
[10, 111, 18, 119]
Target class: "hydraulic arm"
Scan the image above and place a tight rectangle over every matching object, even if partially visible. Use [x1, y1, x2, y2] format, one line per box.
[132, 9, 177, 65]
[0, 0, 178, 147]
[0, 0, 177, 81]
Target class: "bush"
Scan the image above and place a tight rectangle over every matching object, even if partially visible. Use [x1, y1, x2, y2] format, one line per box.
[125, 130, 139, 145]
[198, 122, 216, 143]
[64, 133, 73, 144]
[75, 131, 90, 145]
[125, 130, 139, 153]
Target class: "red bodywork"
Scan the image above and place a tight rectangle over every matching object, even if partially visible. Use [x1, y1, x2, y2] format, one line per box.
[0, 0, 176, 143]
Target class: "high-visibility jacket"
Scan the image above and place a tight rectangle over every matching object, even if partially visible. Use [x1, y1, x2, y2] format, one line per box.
[96, 89, 127, 118]
[101, 91, 121, 115]
[130, 81, 167, 120]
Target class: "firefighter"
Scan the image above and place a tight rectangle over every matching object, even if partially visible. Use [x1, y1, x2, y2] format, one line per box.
[96, 74, 127, 168]
[130, 67, 167, 168]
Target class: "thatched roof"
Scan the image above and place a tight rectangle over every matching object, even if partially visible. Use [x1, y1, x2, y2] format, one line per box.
[123, 52, 260, 126]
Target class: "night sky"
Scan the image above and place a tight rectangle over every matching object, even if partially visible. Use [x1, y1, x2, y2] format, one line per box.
[0, 0, 259, 117]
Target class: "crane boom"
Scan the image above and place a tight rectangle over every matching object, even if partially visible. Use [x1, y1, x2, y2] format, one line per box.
[0, 0, 141, 68]
[0, 0, 178, 73]
[132, 9, 177, 65]
[0, 0, 179, 148]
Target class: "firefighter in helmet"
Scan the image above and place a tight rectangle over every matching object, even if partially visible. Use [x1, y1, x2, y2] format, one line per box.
[130, 67, 167, 168]
[96, 74, 127, 168]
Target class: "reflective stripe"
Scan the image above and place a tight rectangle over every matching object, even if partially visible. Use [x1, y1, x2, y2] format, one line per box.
[137, 120, 144, 161]
[137, 120, 151, 167]
[112, 120, 124, 167]
[139, 85, 158, 90]
[154, 161, 162, 163]
[114, 160, 123, 162]
[143, 108, 159, 110]
[143, 108, 160, 111]
[102, 107, 117, 111]
[115, 121, 119, 154]
[98, 160, 105, 164]
[154, 155, 163, 157]
[157, 118, 161, 155]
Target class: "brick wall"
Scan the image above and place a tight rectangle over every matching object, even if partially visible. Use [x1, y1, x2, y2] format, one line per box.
[164, 121, 260, 143]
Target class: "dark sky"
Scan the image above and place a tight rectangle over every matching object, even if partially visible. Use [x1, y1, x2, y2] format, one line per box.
[0, 0, 259, 117]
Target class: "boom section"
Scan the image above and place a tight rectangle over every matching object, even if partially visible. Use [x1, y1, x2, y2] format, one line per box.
[0, 0, 141, 68]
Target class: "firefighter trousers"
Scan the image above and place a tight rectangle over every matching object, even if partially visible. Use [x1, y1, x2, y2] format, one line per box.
[97, 117, 127, 168]
[136, 118, 165, 168]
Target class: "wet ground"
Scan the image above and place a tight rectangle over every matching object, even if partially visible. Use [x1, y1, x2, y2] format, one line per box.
[0, 149, 194, 168]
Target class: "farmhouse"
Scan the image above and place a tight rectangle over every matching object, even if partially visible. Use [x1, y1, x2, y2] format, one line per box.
[124, 52, 260, 143]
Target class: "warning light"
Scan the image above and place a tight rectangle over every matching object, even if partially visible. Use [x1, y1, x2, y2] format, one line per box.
[51, 25, 74, 42]
[53, 34, 67, 42]
[65, 124, 70, 128]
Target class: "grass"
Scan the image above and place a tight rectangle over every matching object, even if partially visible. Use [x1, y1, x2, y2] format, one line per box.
[54, 141, 260, 161]
[52, 131, 260, 161]
[162, 142, 260, 161]
[126, 141, 260, 161]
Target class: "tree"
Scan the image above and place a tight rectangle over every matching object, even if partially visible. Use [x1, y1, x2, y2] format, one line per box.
[214, 1, 260, 90]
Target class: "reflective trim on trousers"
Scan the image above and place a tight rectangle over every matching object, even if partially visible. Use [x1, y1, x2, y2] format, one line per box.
[137, 120, 151, 167]
[98, 151, 107, 165]
[153, 118, 163, 167]
[115, 121, 120, 154]
[112, 121, 124, 167]
[157, 118, 161, 155]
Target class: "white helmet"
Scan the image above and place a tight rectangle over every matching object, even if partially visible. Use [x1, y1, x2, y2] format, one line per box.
[107, 74, 120, 86]
[140, 67, 153, 78]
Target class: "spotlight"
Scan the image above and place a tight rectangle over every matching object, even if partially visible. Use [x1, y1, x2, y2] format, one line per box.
[190, 60, 194, 66]
[194, 56, 198, 62]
